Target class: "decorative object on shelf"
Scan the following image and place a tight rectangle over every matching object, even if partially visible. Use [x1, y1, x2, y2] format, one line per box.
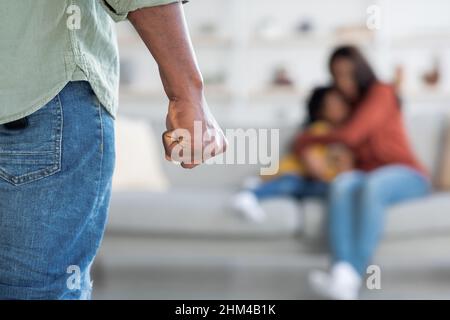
[295, 17, 314, 35]
[203, 71, 227, 86]
[255, 18, 289, 40]
[193, 22, 230, 46]
[197, 22, 219, 36]
[393, 65, 405, 93]
[334, 25, 374, 43]
[271, 66, 295, 87]
[422, 57, 441, 88]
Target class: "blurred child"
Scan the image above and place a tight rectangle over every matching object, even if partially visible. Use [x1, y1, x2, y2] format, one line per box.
[231, 86, 353, 222]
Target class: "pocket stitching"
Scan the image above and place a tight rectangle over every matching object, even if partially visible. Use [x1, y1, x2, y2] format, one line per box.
[0, 95, 63, 186]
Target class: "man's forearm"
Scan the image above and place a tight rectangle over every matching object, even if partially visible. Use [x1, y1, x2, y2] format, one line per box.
[128, 1, 227, 168]
[128, 2, 203, 102]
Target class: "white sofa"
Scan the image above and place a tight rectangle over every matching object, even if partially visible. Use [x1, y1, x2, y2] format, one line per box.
[99, 110, 450, 275]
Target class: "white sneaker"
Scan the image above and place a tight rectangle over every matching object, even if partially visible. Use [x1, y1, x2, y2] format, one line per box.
[308, 262, 362, 300]
[230, 191, 266, 223]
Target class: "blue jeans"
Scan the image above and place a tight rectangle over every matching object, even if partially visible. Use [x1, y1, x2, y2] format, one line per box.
[328, 165, 431, 275]
[0, 81, 115, 299]
[253, 174, 328, 200]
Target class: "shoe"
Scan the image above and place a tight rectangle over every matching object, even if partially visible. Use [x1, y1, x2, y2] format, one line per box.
[230, 191, 266, 223]
[308, 262, 362, 300]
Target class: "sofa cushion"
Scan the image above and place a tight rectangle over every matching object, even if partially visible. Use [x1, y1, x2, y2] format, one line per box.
[385, 193, 450, 237]
[107, 190, 302, 238]
[405, 112, 447, 179]
[112, 117, 169, 192]
[302, 193, 450, 240]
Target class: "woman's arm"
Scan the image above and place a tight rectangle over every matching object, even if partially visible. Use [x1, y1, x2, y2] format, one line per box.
[128, 2, 227, 169]
[332, 84, 398, 146]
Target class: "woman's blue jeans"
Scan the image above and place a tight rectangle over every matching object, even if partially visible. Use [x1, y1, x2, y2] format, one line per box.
[0, 81, 115, 299]
[328, 165, 431, 275]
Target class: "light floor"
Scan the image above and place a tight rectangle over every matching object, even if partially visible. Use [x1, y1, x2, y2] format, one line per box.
[92, 236, 450, 300]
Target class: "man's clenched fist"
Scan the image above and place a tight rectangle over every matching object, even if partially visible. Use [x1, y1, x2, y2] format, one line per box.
[162, 94, 227, 169]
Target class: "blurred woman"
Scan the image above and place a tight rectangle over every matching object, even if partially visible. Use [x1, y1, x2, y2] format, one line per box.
[296, 46, 431, 300]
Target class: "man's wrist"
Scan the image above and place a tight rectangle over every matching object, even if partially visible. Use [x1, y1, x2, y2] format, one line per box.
[166, 76, 204, 102]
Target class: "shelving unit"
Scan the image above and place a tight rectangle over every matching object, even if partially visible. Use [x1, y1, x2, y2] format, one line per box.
[116, 0, 450, 124]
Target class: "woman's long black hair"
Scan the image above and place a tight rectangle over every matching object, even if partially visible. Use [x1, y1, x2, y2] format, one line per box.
[329, 45, 377, 105]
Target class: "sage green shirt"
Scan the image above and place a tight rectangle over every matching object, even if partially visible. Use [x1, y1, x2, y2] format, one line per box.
[0, 0, 181, 124]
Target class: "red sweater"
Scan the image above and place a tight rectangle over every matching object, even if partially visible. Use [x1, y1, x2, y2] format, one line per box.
[295, 83, 427, 175]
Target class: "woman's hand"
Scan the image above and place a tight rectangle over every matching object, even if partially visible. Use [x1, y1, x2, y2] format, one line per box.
[301, 147, 331, 181]
[327, 144, 354, 174]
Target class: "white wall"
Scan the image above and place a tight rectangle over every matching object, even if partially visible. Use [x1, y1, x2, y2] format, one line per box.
[117, 0, 450, 125]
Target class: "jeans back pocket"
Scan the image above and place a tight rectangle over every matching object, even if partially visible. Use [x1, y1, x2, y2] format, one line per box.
[0, 96, 63, 186]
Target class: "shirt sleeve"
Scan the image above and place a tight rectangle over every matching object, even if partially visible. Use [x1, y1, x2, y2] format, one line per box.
[101, 0, 189, 22]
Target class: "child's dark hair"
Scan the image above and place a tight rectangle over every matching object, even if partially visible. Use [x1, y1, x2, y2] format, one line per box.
[304, 86, 333, 127]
